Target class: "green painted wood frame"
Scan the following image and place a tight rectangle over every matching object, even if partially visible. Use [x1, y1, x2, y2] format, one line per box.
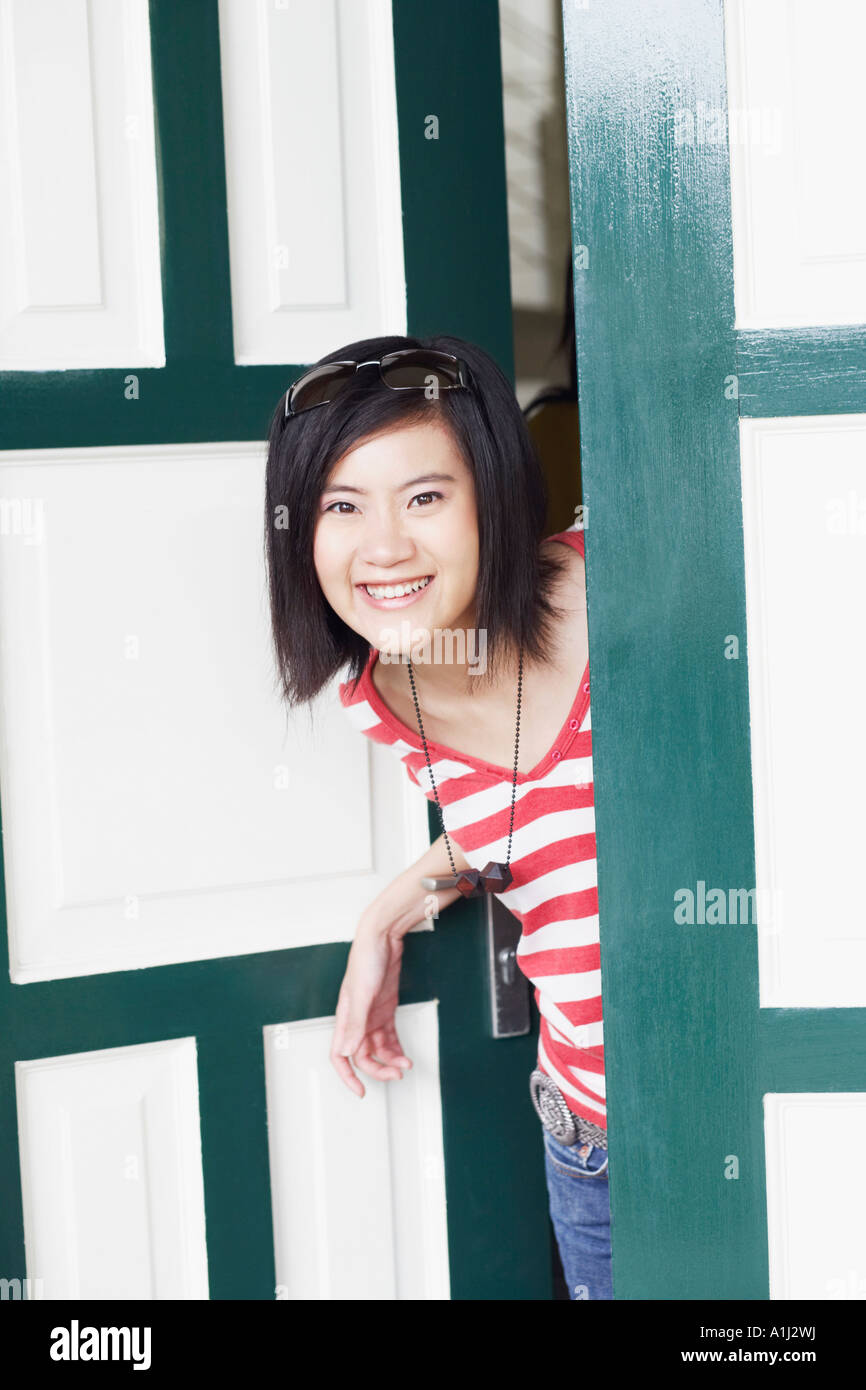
[562, 0, 866, 1299]
[0, 0, 554, 1300]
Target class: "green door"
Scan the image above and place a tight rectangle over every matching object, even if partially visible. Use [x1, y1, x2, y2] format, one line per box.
[563, 0, 866, 1299]
[0, 0, 555, 1301]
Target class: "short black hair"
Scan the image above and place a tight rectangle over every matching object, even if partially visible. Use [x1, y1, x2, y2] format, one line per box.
[264, 331, 569, 706]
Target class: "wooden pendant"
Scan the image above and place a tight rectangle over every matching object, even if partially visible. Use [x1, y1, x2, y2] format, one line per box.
[455, 869, 484, 899]
[480, 861, 513, 892]
[452, 862, 513, 898]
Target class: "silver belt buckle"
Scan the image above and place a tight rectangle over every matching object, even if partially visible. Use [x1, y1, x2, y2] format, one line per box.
[529, 1068, 579, 1145]
[529, 1068, 608, 1149]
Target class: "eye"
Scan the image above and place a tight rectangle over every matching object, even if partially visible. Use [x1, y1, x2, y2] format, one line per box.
[323, 500, 358, 515]
[409, 491, 443, 508]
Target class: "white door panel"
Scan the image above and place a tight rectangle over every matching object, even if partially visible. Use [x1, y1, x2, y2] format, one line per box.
[0, 442, 429, 982]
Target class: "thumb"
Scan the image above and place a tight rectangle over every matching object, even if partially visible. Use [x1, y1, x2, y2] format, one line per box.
[335, 970, 376, 1056]
[336, 1016, 365, 1057]
[335, 986, 372, 1059]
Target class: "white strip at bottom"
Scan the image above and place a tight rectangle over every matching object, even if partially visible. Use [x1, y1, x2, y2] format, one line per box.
[765, 1092, 866, 1299]
[264, 1001, 450, 1300]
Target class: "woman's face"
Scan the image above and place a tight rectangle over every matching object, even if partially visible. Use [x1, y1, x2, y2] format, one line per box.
[313, 417, 479, 657]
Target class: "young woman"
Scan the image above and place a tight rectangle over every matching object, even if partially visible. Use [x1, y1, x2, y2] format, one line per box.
[264, 332, 611, 1300]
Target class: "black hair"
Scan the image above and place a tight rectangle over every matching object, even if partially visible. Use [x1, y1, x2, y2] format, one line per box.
[264, 331, 569, 707]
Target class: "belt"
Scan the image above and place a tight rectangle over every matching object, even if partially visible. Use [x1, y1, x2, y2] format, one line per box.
[529, 1069, 608, 1149]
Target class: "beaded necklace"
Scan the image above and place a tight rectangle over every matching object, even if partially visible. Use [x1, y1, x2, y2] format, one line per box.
[406, 651, 523, 899]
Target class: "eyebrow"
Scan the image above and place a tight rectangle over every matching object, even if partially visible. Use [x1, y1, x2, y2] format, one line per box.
[320, 472, 457, 496]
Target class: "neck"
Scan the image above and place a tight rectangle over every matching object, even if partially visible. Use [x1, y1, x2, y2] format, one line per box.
[379, 619, 491, 695]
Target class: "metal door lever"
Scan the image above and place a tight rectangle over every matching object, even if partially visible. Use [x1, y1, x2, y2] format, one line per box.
[420, 875, 460, 891]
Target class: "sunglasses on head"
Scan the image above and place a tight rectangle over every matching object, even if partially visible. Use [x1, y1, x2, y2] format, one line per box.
[283, 349, 470, 418]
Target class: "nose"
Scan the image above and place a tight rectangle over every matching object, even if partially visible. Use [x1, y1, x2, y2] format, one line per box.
[357, 509, 417, 569]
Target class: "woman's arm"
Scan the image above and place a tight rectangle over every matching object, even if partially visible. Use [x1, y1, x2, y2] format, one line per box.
[330, 832, 472, 1097]
[357, 830, 471, 940]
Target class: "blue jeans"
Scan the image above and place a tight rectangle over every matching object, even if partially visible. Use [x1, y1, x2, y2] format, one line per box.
[542, 1128, 613, 1299]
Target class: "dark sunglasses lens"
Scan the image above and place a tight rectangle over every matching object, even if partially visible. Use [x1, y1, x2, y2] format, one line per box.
[379, 351, 462, 389]
[290, 363, 355, 412]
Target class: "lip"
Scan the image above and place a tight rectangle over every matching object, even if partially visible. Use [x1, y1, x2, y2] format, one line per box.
[355, 574, 435, 610]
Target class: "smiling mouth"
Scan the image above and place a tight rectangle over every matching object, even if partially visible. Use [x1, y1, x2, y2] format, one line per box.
[358, 575, 433, 600]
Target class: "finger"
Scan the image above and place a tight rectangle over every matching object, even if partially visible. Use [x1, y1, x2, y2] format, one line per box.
[333, 1017, 367, 1060]
[370, 1027, 412, 1070]
[330, 1048, 365, 1098]
[352, 1036, 406, 1082]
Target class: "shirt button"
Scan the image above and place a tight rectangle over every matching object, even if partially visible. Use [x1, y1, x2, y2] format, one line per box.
[569, 718, 579, 731]
[551, 749, 561, 761]
[583, 682, 590, 693]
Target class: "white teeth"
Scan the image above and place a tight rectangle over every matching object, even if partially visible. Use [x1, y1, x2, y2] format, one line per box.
[363, 575, 432, 600]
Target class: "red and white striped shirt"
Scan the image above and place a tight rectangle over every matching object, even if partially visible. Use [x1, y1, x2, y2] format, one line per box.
[338, 526, 604, 1129]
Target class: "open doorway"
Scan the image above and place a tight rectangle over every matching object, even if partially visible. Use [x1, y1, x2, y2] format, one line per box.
[500, 0, 582, 540]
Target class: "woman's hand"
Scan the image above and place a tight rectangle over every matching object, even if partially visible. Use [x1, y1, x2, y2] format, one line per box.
[328, 831, 469, 1097]
[330, 924, 412, 1098]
